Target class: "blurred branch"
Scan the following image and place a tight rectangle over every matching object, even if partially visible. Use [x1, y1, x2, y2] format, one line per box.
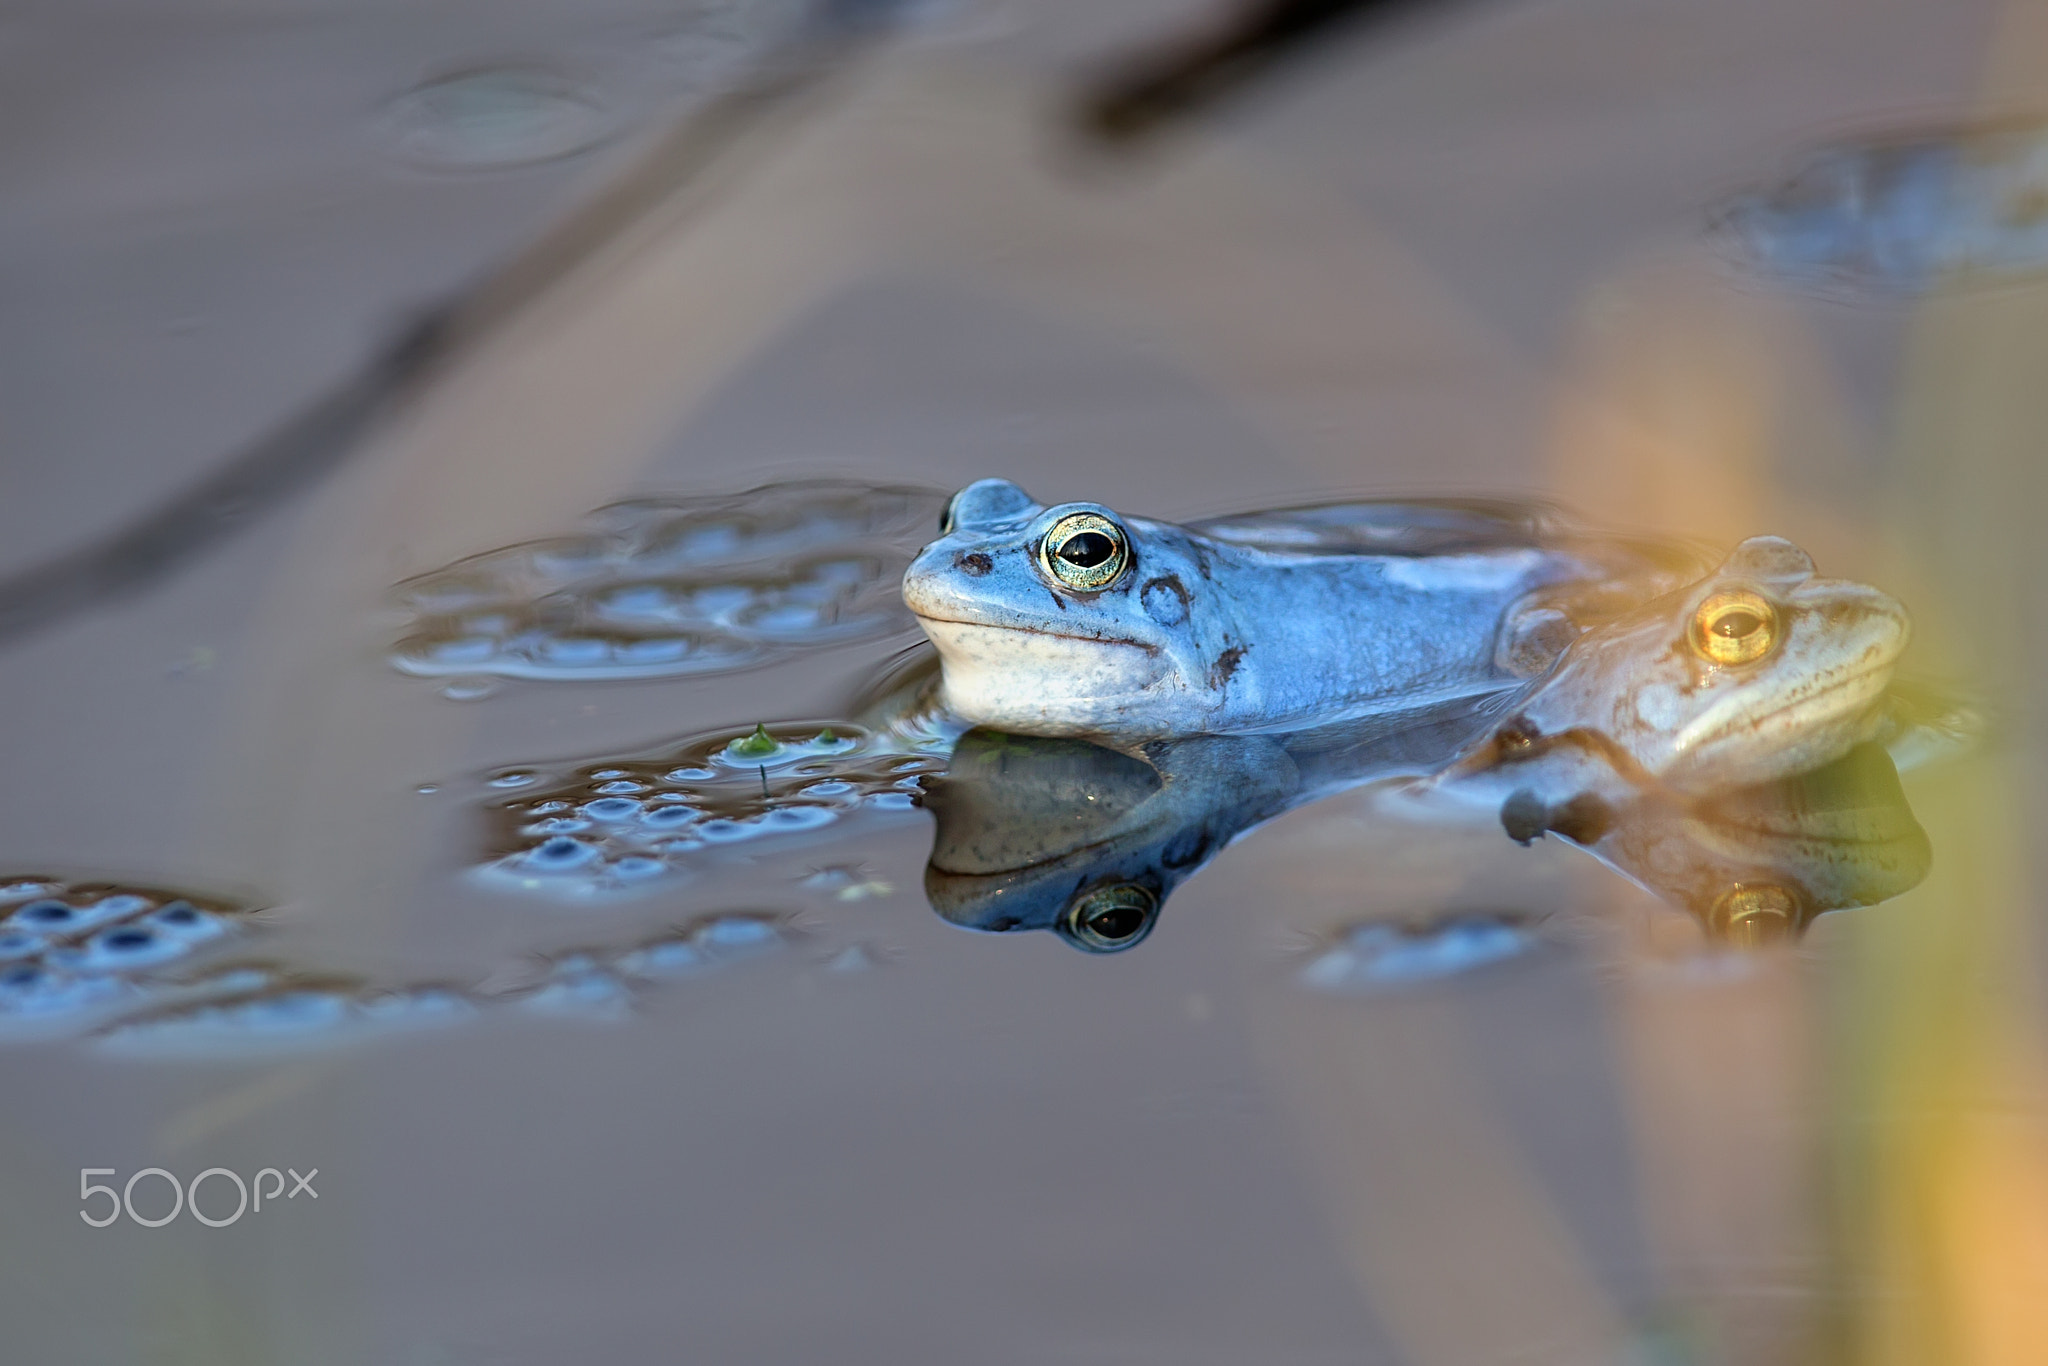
[1075, 0, 1464, 148]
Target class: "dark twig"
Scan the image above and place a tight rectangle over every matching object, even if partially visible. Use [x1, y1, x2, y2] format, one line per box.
[0, 1, 902, 649]
[1075, 0, 1454, 148]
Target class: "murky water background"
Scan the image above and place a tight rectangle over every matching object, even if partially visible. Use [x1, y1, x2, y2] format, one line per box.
[4, 1, 2046, 1362]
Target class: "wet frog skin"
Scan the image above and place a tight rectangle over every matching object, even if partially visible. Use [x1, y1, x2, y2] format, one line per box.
[903, 479, 1692, 742]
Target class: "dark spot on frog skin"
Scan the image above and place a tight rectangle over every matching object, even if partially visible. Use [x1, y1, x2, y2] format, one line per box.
[955, 552, 992, 576]
[1499, 789, 1611, 846]
[1545, 793, 1612, 845]
[1208, 643, 1246, 689]
[1045, 587, 1068, 611]
[1817, 601, 1868, 628]
[1141, 574, 1190, 627]
[1501, 789, 1548, 844]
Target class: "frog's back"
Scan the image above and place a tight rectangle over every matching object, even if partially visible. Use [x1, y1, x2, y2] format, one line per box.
[1189, 535, 1583, 731]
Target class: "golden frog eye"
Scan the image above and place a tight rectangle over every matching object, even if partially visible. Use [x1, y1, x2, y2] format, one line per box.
[1039, 512, 1129, 592]
[1058, 882, 1158, 952]
[1707, 883, 1799, 947]
[1688, 588, 1780, 666]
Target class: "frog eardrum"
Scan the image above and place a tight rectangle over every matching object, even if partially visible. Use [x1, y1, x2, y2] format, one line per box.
[1689, 588, 1780, 666]
[1039, 512, 1130, 592]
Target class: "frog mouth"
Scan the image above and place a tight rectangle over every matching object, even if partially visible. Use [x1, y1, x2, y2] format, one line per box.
[913, 614, 1171, 730]
[912, 614, 1161, 654]
[1679, 655, 1896, 769]
[1754, 662, 1891, 724]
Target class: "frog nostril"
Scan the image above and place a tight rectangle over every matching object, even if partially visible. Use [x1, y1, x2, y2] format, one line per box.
[955, 552, 993, 577]
[1495, 715, 1541, 753]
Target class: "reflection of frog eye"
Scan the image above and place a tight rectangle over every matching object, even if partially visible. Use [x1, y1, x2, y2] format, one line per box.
[1688, 588, 1779, 666]
[1039, 513, 1130, 592]
[1057, 882, 1158, 952]
[1708, 883, 1799, 946]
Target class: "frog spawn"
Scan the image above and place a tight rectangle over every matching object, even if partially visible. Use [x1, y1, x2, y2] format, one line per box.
[93, 913, 810, 1053]
[0, 877, 480, 1050]
[96, 972, 479, 1056]
[1716, 120, 2048, 296]
[475, 716, 950, 897]
[1298, 913, 1544, 993]
[0, 879, 263, 1035]
[513, 912, 797, 1019]
[0, 879, 816, 1050]
[389, 480, 945, 686]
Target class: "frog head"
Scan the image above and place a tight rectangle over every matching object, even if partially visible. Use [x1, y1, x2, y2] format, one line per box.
[902, 479, 1244, 737]
[1475, 536, 1909, 794]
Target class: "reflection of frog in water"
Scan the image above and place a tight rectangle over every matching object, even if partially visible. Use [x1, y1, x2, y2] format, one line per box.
[922, 695, 1502, 952]
[903, 479, 1699, 742]
[1558, 741, 1931, 945]
[923, 720, 1933, 955]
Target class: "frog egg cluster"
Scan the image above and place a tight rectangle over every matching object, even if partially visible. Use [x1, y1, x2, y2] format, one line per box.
[1298, 913, 1540, 993]
[0, 878, 262, 1035]
[516, 911, 794, 1018]
[389, 479, 945, 684]
[97, 911, 803, 1049]
[475, 719, 945, 896]
[1716, 122, 2048, 295]
[97, 973, 477, 1056]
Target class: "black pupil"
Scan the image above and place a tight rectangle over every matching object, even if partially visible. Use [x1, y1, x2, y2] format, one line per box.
[1712, 611, 1762, 638]
[1058, 531, 1116, 568]
[1085, 904, 1146, 941]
